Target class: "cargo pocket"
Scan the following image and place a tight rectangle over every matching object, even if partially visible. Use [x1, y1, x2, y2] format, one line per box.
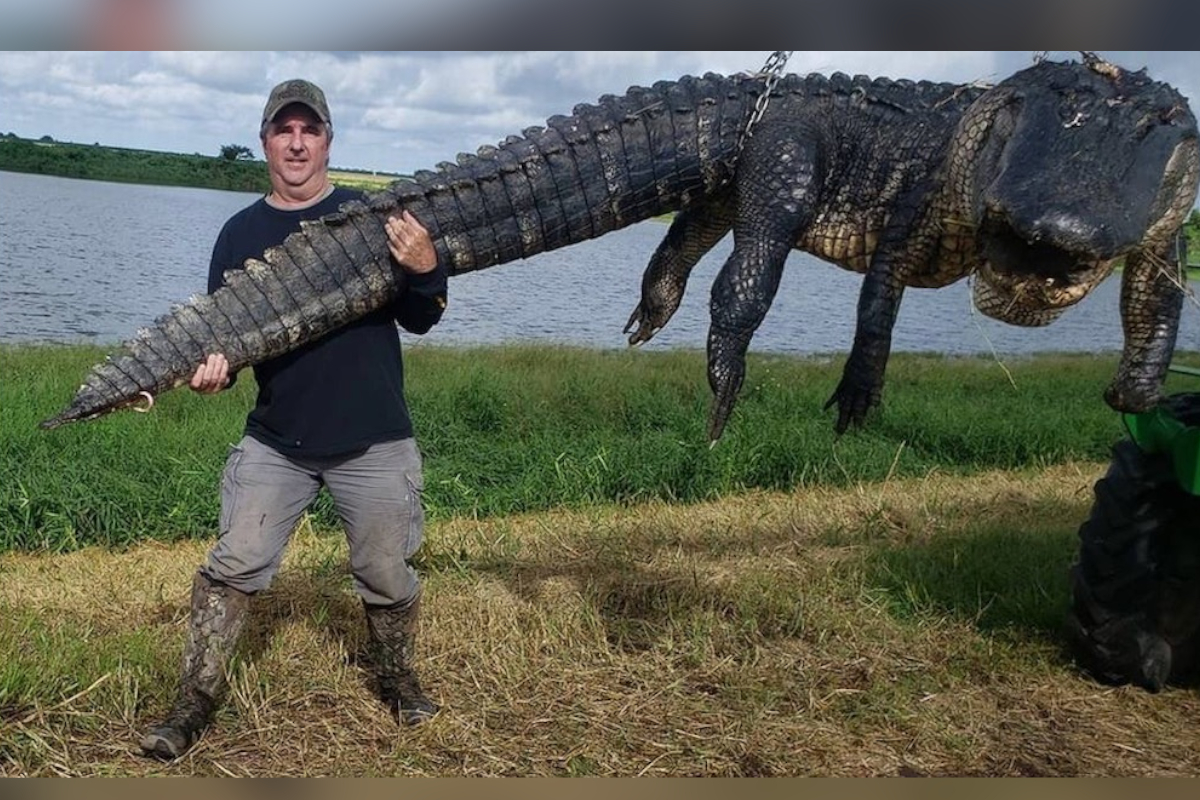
[403, 468, 425, 560]
[218, 442, 246, 536]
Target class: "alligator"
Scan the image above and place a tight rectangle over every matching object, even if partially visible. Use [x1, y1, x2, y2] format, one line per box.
[41, 53, 1200, 442]
[624, 52, 1200, 438]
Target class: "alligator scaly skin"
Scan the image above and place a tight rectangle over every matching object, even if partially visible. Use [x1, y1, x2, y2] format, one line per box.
[626, 55, 1200, 439]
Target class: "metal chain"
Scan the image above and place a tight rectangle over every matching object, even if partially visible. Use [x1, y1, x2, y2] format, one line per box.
[735, 50, 793, 157]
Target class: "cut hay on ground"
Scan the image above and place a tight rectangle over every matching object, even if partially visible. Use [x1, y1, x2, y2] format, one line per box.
[2, 463, 1198, 776]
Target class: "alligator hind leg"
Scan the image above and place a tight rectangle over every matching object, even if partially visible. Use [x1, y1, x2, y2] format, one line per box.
[706, 129, 820, 441]
[625, 192, 734, 345]
[706, 237, 793, 441]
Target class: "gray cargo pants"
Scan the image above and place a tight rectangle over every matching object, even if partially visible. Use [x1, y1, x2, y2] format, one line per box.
[201, 435, 426, 607]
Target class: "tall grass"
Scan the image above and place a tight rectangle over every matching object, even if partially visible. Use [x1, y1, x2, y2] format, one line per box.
[5, 342, 1191, 554]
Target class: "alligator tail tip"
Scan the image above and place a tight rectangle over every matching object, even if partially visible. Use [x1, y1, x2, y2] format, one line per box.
[39, 406, 91, 429]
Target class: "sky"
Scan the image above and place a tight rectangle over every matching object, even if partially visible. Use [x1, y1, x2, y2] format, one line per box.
[3, 51, 1199, 177]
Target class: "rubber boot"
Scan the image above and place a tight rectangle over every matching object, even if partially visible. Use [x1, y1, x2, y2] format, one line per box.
[364, 593, 439, 725]
[139, 571, 251, 760]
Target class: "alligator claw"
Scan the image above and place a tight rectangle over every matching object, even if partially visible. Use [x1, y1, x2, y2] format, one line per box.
[624, 304, 661, 346]
[708, 390, 735, 442]
[706, 335, 748, 442]
[824, 378, 881, 434]
[1134, 631, 1172, 693]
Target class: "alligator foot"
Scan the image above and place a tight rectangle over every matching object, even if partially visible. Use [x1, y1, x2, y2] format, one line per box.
[1104, 379, 1162, 415]
[707, 384, 738, 442]
[625, 297, 682, 346]
[706, 331, 751, 442]
[824, 376, 882, 434]
[624, 302, 662, 346]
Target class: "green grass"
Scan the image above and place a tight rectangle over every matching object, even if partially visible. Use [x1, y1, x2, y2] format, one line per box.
[0, 606, 160, 720]
[864, 498, 1080, 633]
[5, 342, 1195, 554]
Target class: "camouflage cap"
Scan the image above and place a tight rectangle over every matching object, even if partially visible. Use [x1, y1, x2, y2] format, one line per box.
[261, 78, 331, 126]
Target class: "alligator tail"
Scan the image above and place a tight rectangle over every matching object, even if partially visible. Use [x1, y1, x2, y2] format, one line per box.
[40, 73, 760, 429]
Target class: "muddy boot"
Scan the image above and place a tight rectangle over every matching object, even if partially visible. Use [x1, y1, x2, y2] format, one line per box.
[364, 594, 439, 725]
[139, 571, 251, 760]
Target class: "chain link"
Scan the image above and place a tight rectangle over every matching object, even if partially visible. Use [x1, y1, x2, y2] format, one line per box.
[734, 50, 793, 158]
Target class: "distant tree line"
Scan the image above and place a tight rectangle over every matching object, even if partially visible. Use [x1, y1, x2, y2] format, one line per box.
[0, 136, 269, 193]
[220, 143, 255, 161]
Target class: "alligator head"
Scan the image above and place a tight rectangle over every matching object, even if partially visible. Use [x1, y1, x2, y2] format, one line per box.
[948, 52, 1199, 327]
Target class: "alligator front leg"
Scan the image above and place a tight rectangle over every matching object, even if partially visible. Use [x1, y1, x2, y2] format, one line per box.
[626, 193, 735, 345]
[1105, 236, 1187, 412]
[826, 254, 908, 434]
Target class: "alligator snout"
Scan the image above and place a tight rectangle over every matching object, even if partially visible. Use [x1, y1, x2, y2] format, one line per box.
[982, 194, 1131, 270]
[975, 205, 1121, 323]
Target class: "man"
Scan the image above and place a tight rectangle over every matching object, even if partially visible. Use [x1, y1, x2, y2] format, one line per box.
[140, 79, 448, 760]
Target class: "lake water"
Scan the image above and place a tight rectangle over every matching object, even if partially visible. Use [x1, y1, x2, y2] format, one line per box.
[3, 170, 1198, 355]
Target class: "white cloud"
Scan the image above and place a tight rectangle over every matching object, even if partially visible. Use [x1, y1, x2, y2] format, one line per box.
[2, 51, 1197, 177]
[150, 51, 269, 92]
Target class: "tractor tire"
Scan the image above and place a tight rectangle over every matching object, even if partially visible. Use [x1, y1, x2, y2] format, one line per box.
[1065, 394, 1200, 691]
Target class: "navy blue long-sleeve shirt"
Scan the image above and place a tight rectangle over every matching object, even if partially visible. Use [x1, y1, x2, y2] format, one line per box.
[208, 187, 448, 458]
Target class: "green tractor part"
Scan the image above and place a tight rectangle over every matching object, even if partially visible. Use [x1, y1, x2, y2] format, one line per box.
[1122, 365, 1200, 496]
[1065, 364, 1200, 692]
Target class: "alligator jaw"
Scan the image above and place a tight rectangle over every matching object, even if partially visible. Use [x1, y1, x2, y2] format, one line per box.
[969, 210, 1120, 325]
[973, 253, 1117, 327]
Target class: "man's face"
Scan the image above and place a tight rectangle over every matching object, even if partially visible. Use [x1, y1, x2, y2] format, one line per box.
[261, 104, 330, 191]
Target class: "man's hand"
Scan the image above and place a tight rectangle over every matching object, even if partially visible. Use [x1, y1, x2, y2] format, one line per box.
[385, 210, 437, 274]
[190, 353, 230, 394]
